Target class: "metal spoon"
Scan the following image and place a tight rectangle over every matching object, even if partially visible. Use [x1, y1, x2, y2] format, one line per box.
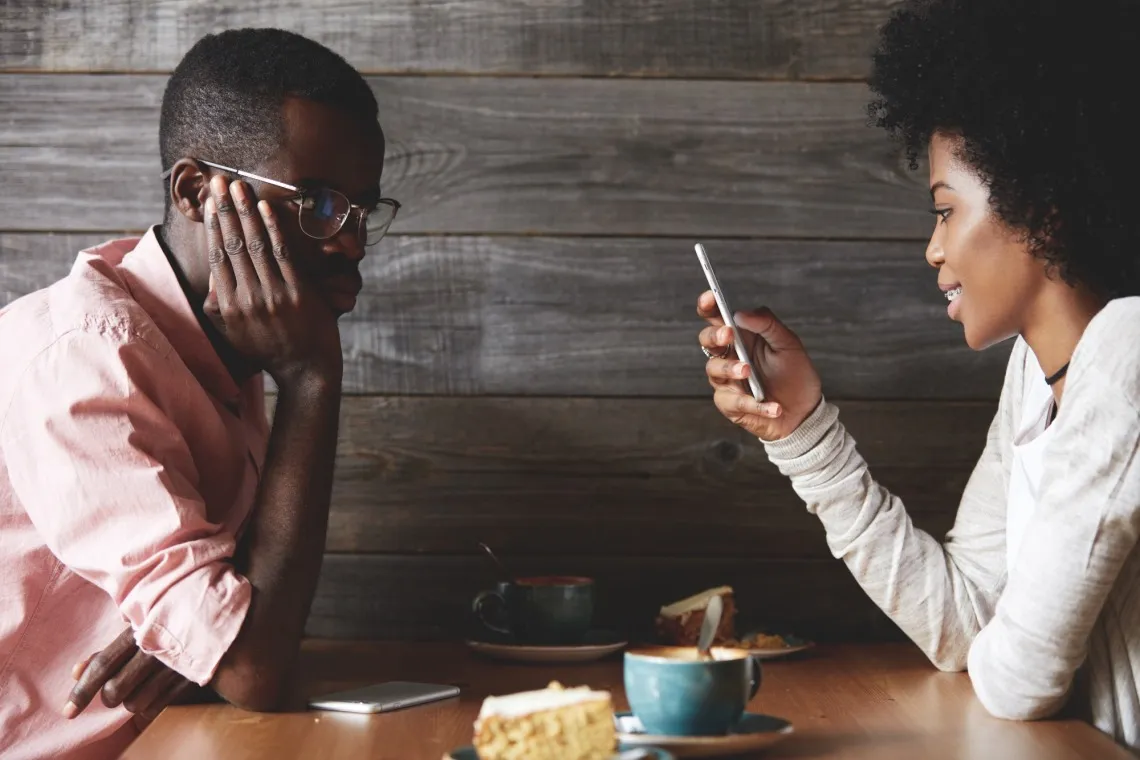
[696, 594, 723, 661]
[478, 542, 511, 580]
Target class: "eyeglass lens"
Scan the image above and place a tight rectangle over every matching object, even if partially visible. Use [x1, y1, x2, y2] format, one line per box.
[299, 188, 397, 246]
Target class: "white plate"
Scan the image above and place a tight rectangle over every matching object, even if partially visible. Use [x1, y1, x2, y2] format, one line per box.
[465, 633, 627, 663]
[744, 640, 815, 660]
[616, 713, 794, 758]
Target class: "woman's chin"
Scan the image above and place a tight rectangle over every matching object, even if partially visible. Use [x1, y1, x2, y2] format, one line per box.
[962, 321, 1015, 352]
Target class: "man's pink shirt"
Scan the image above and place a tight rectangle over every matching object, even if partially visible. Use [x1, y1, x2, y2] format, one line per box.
[0, 228, 268, 759]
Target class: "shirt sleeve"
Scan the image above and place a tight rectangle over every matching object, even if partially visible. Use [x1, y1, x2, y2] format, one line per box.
[967, 310, 1140, 720]
[760, 342, 1023, 672]
[0, 328, 251, 686]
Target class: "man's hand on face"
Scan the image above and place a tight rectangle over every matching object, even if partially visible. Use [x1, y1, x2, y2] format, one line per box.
[201, 175, 343, 388]
[64, 627, 196, 729]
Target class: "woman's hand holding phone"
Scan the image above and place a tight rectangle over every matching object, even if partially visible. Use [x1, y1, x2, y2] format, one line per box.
[697, 293, 823, 442]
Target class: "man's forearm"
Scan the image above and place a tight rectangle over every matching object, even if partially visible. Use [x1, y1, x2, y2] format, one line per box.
[210, 369, 341, 710]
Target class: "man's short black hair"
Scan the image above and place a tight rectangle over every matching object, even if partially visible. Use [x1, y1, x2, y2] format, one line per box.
[867, 0, 1140, 299]
[160, 28, 379, 214]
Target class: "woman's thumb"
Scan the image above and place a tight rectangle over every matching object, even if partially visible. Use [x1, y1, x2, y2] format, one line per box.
[733, 308, 796, 349]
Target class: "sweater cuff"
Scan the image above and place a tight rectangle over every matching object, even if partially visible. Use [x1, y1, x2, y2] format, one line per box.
[761, 396, 841, 474]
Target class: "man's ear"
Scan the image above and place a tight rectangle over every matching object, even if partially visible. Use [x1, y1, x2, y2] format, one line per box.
[168, 158, 208, 223]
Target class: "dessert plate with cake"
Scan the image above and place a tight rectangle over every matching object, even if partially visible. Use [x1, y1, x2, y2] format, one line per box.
[655, 586, 814, 660]
[723, 630, 815, 660]
[448, 681, 674, 759]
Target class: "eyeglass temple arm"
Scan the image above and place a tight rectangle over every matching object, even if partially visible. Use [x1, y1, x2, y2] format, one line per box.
[159, 160, 300, 192]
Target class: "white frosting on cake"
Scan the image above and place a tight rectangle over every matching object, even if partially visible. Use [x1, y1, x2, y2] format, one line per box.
[659, 585, 732, 617]
[477, 683, 610, 719]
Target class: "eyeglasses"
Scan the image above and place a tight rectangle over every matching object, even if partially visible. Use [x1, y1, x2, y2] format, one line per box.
[161, 159, 401, 246]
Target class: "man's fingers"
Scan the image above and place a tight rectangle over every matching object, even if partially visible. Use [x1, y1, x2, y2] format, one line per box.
[232, 180, 282, 288]
[72, 654, 94, 681]
[123, 667, 181, 716]
[204, 195, 236, 313]
[64, 630, 138, 718]
[211, 177, 260, 298]
[138, 677, 194, 723]
[258, 200, 299, 292]
[101, 652, 161, 709]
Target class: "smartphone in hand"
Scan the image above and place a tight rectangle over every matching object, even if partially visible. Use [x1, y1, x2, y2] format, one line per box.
[694, 242, 765, 401]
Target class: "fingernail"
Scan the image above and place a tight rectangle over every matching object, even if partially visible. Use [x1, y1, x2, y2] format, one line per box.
[257, 200, 270, 217]
[231, 181, 245, 202]
[735, 364, 747, 378]
[763, 403, 782, 417]
[62, 701, 78, 719]
[71, 663, 82, 679]
[204, 196, 215, 215]
[211, 175, 226, 193]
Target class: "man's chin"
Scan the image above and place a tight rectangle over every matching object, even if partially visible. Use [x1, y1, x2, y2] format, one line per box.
[322, 289, 359, 316]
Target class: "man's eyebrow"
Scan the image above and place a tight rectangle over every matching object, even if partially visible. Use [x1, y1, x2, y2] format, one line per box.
[298, 177, 382, 204]
[295, 176, 336, 189]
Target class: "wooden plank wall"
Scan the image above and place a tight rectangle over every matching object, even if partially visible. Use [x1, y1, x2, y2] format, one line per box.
[0, 1, 1007, 644]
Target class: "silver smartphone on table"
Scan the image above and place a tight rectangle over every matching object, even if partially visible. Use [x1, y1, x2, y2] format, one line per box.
[308, 681, 460, 714]
[694, 242, 765, 401]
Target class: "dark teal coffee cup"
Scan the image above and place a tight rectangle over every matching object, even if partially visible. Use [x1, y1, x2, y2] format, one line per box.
[472, 576, 594, 645]
[624, 646, 762, 736]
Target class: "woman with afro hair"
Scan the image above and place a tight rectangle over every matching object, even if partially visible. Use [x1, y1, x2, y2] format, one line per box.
[697, 0, 1140, 749]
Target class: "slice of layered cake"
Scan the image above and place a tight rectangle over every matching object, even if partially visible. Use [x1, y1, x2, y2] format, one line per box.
[654, 585, 736, 645]
[471, 681, 616, 760]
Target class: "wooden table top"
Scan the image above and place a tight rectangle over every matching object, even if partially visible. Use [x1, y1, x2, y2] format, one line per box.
[120, 639, 1131, 760]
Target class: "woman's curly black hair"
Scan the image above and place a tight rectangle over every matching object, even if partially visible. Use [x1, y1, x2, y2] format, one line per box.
[867, 0, 1140, 299]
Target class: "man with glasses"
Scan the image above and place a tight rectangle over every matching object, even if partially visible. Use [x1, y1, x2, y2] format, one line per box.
[0, 28, 396, 759]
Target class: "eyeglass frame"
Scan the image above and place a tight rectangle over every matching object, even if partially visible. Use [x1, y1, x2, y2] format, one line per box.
[160, 159, 401, 244]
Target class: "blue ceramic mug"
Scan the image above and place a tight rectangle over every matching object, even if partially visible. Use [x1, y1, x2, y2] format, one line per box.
[624, 646, 762, 736]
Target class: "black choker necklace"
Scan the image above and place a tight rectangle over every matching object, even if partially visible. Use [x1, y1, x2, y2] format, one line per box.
[1045, 361, 1070, 386]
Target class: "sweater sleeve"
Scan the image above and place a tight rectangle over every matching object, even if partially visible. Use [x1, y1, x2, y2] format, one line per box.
[967, 300, 1140, 720]
[761, 340, 1024, 671]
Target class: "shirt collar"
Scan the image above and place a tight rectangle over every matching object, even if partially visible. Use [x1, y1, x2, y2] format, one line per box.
[107, 226, 243, 403]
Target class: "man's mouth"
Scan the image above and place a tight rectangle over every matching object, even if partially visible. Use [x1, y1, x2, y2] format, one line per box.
[324, 271, 362, 296]
[322, 270, 363, 313]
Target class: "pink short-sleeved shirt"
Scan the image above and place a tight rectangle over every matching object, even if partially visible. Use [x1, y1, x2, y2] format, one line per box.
[0, 227, 269, 759]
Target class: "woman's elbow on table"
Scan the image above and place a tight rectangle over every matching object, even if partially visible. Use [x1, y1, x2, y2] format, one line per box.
[973, 680, 1068, 722]
[966, 626, 1074, 722]
[968, 652, 1070, 720]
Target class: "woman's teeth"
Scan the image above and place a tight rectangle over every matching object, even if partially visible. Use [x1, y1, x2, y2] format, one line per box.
[944, 287, 962, 302]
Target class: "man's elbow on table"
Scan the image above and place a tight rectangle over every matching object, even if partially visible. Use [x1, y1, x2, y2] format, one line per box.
[211, 656, 293, 713]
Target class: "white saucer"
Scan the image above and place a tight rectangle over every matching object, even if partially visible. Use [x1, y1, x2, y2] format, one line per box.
[465, 630, 627, 663]
[615, 713, 794, 758]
